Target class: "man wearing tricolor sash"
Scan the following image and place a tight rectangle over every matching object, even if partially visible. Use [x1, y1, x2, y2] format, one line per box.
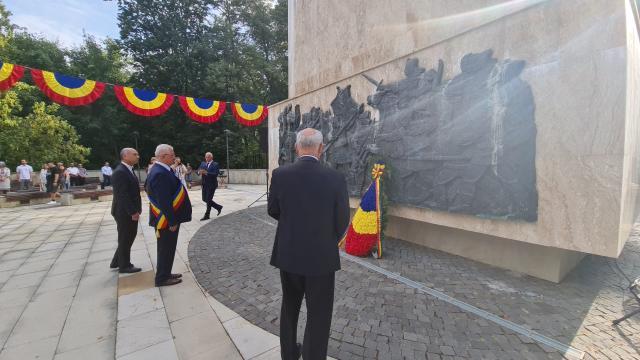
[146, 144, 192, 287]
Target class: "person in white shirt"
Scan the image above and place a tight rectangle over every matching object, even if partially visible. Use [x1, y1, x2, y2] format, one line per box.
[39, 164, 48, 192]
[67, 163, 79, 187]
[101, 162, 113, 189]
[0, 162, 10, 194]
[16, 160, 33, 191]
[172, 157, 188, 188]
[77, 164, 88, 186]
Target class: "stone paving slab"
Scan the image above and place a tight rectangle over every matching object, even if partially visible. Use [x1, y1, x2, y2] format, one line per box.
[0, 187, 272, 360]
[189, 205, 640, 360]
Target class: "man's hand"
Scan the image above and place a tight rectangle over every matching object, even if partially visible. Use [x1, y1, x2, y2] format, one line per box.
[169, 225, 178, 232]
[131, 213, 140, 221]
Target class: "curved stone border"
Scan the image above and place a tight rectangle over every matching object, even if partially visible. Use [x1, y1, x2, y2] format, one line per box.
[188, 205, 598, 359]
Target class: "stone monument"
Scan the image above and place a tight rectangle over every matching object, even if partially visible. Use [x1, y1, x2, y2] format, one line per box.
[268, 0, 640, 282]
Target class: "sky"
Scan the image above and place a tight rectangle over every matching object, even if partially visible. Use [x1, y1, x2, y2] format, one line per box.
[4, 0, 120, 48]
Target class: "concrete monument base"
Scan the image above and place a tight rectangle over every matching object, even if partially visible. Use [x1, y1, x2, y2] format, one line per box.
[386, 215, 586, 283]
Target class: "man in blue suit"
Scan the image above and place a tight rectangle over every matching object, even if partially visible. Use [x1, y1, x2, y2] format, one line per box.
[198, 152, 223, 220]
[146, 144, 192, 287]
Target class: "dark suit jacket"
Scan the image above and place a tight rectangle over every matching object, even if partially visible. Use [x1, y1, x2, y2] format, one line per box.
[198, 161, 219, 188]
[268, 157, 350, 276]
[145, 163, 192, 227]
[111, 163, 142, 219]
[199, 161, 220, 202]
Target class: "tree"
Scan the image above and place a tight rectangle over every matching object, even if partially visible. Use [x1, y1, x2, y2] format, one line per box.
[0, 83, 90, 168]
[117, 0, 287, 168]
[61, 35, 134, 167]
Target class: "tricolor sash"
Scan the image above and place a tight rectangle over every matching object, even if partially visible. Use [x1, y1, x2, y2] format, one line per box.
[148, 185, 187, 238]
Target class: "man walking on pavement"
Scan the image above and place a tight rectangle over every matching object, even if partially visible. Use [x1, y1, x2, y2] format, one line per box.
[198, 152, 223, 220]
[268, 128, 350, 360]
[109, 148, 143, 273]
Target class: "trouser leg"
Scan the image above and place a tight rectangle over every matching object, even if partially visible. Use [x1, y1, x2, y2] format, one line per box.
[279, 271, 305, 360]
[301, 272, 335, 360]
[155, 225, 179, 284]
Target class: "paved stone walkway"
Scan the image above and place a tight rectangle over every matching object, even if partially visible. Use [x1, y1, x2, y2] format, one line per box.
[189, 206, 640, 360]
[0, 185, 289, 360]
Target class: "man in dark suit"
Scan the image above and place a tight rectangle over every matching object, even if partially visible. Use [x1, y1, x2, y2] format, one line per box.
[268, 128, 350, 360]
[109, 148, 143, 273]
[146, 144, 192, 286]
[198, 152, 223, 220]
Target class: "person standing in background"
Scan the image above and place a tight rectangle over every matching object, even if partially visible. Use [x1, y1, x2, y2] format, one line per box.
[101, 162, 113, 189]
[67, 163, 79, 187]
[16, 160, 33, 190]
[47, 162, 59, 203]
[77, 164, 88, 186]
[146, 157, 157, 174]
[0, 162, 10, 194]
[185, 163, 193, 189]
[39, 164, 48, 192]
[172, 157, 188, 188]
[58, 163, 69, 191]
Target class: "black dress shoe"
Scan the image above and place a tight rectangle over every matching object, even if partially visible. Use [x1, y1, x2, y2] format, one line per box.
[156, 278, 182, 287]
[119, 266, 142, 274]
[170, 273, 182, 279]
[109, 263, 118, 269]
[217, 206, 223, 216]
[200, 215, 210, 221]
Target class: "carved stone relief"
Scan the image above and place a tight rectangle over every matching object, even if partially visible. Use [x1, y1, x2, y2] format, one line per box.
[277, 50, 537, 221]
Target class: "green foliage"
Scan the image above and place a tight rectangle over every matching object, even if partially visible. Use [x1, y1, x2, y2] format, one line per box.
[0, 0, 287, 169]
[0, 83, 90, 168]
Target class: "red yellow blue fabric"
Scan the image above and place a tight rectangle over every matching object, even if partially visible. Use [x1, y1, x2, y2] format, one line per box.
[341, 164, 385, 258]
[0, 62, 24, 91]
[31, 69, 105, 106]
[149, 185, 186, 238]
[178, 96, 226, 123]
[231, 102, 268, 127]
[114, 85, 174, 117]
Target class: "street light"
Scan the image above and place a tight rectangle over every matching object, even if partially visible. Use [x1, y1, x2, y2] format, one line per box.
[132, 131, 141, 181]
[224, 129, 231, 185]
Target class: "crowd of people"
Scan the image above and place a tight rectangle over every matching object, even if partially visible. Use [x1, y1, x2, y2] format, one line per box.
[0, 160, 110, 205]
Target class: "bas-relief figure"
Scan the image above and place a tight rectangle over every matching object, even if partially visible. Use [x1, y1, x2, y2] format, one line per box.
[278, 49, 538, 221]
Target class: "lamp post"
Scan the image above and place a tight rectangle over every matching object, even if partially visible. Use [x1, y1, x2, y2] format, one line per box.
[132, 131, 141, 181]
[224, 129, 231, 184]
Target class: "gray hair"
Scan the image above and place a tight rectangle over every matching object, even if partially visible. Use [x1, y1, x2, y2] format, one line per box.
[120, 148, 134, 159]
[205, 152, 213, 158]
[155, 144, 174, 157]
[0, 161, 5, 167]
[295, 128, 323, 149]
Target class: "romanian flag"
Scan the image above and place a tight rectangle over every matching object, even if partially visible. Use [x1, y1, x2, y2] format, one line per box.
[114, 86, 174, 117]
[341, 163, 385, 258]
[0, 62, 24, 91]
[178, 96, 226, 124]
[230, 102, 268, 126]
[31, 69, 105, 106]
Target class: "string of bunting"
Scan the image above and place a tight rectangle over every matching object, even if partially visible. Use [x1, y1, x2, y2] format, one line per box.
[0, 61, 268, 127]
